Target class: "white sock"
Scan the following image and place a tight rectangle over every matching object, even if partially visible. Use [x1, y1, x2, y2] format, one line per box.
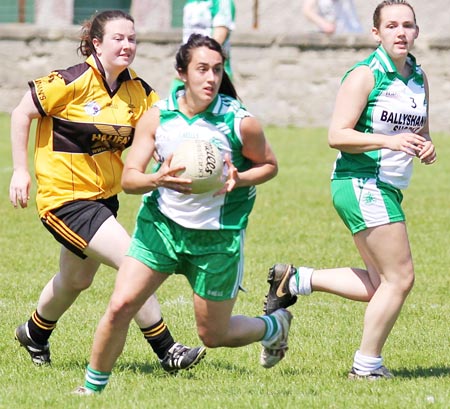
[289, 266, 314, 296]
[352, 350, 383, 373]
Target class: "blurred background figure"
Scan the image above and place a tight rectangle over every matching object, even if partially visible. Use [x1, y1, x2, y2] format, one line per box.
[183, 0, 236, 79]
[302, 0, 362, 34]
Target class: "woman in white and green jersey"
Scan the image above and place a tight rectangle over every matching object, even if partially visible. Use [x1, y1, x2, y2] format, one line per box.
[329, 0, 436, 379]
[263, 0, 436, 380]
[76, 34, 293, 394]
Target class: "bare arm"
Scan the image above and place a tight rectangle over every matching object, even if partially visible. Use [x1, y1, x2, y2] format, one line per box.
[212, 26, 229, 46]
[416, 72, 436, 164]
[9, 90, 41, 208]
[303, 0, 336, 34]
[328, 65, 426, 157]
[220, 116, 278, 193]
[122, 107, 192, 195]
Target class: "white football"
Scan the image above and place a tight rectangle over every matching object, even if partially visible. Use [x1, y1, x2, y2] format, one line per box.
[171, 139, 224, 194]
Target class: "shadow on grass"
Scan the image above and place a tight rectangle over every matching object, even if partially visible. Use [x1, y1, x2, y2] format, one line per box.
[113, 361, 202, 379]
[394, 366, 450, 379]
[203, 358, 304, 376]
[59, 359, 161, 375]
[112, 357, 255, 377]
[203, 359, 253, 375]
[109, 359, 205, 379]
[115, 361, 160, 374]
[62, 352, 305, 378]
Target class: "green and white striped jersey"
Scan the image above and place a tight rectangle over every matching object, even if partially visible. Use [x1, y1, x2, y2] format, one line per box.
[145, 85, 255, 230]
[331, 46, 427, 189]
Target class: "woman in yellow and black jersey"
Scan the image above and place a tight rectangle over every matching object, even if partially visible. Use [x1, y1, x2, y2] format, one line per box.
[31, 50, 154, 216]
[9, 10, 205, 373]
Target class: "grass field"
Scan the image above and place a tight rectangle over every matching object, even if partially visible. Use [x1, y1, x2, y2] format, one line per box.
[0, 112, 448, 408]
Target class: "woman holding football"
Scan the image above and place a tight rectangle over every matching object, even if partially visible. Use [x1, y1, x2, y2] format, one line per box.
[263, 0, 436, 380]
[76, 33, 289, 394]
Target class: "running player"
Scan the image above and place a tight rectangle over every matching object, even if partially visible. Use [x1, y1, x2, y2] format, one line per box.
[264, 0, 436, 380]
[9, 9, 205, 373]
[74, 33, 291, 395]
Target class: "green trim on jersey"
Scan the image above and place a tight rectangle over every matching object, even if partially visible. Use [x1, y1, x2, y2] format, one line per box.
[331, 46, 427, 190]
[147, 83, 255, 230]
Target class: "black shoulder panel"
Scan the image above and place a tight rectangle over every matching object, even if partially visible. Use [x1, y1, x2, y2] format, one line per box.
[55, 62, 91, 85]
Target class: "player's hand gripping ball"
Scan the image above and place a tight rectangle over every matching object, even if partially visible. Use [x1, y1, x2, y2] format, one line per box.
[171, 139, 224, 194]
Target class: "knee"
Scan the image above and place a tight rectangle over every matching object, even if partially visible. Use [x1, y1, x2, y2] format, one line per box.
[402, 271, 415, 294]
[73, 276, 95, 291]
[197, 327, 224, 348]
[106, 296, 139, 326]
[57, 273, 94, 292]
[391, 269, 415, 296]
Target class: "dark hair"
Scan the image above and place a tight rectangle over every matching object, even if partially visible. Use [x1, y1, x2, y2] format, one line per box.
[175, 33, 237, 99]
[78, 10, 134, 57]
[373, 0, 416, 29]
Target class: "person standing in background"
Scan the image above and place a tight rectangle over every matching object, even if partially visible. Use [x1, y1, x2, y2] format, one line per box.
[183, 0, 236, 79]
[303, 0, 363, 34]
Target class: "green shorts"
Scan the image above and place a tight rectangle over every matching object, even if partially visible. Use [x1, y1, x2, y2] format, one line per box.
[331, 178, 405, 235]
[128, 202, 244, 301]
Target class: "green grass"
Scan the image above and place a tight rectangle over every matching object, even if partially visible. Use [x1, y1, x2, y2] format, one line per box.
[0, 113, 448, 408]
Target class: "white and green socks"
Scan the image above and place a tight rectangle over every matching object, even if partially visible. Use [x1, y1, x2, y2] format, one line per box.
[84, 365, 111, 393]
[289, 266, 314, 296]
[258, 315, 280, 342]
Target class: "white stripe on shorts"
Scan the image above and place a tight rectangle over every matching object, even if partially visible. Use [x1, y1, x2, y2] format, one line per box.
[232, 230, 245, 298]
[352, 178, 390, 228]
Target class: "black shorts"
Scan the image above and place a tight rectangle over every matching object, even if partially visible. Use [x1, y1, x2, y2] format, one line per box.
[41, 196, 119, 259]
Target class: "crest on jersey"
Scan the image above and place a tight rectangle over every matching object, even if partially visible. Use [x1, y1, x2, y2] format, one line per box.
[85, 101, 101, 117]
[90, 125, 133, 154]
